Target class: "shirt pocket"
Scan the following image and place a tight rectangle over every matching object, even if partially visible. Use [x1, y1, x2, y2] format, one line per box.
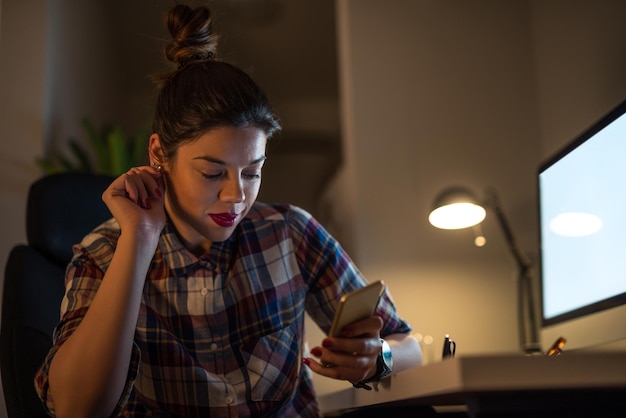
[240, 321, 300, 401]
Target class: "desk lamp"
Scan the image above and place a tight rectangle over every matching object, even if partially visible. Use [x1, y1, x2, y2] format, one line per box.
[428, 187, 542, 354]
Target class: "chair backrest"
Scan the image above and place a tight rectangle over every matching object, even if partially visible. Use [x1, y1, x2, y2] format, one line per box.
[1, 173, 113, 418]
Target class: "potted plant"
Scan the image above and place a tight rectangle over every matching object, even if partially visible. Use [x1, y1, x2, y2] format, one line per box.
[38, 118, 149, 176]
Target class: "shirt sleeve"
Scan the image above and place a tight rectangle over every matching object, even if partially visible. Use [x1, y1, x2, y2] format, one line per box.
[34, 230, 141, 416]
[286, 206, 413, 338]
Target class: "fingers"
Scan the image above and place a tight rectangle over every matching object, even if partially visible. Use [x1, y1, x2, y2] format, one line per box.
[113, 166, 163, 209]
[337, 316, 383, 338]
[101, 166, 166, 235]
[303, 316, 384, 382]
[313, 337, 381, 365]
[323, 334, 381, 357]
[303, 351, 376, 383]
[304, 336, 381, 382]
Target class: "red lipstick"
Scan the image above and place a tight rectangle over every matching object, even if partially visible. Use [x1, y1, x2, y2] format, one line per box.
[210, 212, 238, 228]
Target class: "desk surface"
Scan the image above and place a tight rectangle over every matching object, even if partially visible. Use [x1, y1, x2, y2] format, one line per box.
[318, 351, 626, 414]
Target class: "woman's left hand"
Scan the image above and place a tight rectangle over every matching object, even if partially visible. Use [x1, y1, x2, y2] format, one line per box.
[303, 316, 383, 384]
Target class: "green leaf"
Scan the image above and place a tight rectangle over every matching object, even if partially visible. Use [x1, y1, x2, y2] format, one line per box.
[107, 127, 130, 176]
[67, 138, 94, 173]
[58, 154, 79, 172]
[82, 118, 110, 173]
[36, 157, 61, 174]
[131, 130, 149, 168]
[37, 118, 150, 176]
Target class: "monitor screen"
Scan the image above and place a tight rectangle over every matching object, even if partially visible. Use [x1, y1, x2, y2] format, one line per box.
[538, 99, 626, 352]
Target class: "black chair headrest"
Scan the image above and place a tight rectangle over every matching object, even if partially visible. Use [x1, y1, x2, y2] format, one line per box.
[26, 173, 114, 266]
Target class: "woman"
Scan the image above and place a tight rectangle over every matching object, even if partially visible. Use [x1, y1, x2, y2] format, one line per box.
[35, 4, 421, 417]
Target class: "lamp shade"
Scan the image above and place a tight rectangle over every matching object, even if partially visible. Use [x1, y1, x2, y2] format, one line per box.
[428, 187, 486, 229]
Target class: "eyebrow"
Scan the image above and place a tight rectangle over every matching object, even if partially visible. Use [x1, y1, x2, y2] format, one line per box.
[193, 155, 267, 165]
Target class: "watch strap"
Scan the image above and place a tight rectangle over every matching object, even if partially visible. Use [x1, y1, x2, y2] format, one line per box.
[352, 338, 393, 391]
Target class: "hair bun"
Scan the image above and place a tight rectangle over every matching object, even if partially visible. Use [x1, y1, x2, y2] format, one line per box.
[165, 4, 218, 68]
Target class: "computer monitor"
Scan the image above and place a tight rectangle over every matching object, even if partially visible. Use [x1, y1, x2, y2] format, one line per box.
[538, 99, 626, 352]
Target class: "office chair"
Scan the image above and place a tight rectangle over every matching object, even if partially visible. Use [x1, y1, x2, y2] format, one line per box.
[1, 172, 113, 418]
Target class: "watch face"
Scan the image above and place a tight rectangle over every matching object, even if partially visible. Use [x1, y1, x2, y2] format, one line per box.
[379, 339, 393, 378]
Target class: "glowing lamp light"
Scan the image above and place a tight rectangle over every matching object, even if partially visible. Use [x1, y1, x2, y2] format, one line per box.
[429, 202, 486, 229]
[428, 188, 486, 229]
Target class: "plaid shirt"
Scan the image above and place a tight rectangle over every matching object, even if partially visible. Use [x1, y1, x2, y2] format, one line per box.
[35, 203, 412, 417]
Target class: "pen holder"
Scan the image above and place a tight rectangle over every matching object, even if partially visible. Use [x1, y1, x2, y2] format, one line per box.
[442, 334, 456, 360]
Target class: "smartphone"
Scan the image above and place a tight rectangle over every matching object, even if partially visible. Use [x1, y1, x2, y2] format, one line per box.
[329, 280, 386, 337]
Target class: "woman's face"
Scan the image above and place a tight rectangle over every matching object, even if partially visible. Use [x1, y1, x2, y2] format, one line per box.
[155, 126, 267, 254]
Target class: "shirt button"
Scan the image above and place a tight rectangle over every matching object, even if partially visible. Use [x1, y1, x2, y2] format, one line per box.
[224, 395, 233, 404]
[209, 342, 218, 351]
[200, 288, 208, 296]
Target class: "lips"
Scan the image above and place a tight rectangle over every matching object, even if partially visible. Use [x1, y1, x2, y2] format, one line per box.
[210, 212, 239, 228]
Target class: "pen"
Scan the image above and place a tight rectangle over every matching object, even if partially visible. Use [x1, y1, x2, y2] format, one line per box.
[442, 334, 456, 359]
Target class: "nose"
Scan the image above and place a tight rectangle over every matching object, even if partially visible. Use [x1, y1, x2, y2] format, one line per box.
[219, 176, 245, 203]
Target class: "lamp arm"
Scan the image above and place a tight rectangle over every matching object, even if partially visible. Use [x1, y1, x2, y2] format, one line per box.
[487, 190, 541, 353]
[488, 192, 532, 274]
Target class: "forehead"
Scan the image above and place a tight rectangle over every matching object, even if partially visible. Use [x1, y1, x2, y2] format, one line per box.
[179, 126, 268, 161]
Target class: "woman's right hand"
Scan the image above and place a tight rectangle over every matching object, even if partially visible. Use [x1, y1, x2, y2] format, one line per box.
[102, 165, 166, 235]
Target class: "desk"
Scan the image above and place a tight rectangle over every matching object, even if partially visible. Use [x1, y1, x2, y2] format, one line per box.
[318, 352, 626, 417]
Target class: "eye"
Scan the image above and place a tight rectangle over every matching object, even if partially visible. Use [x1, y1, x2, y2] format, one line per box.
[201, 172, 223, 180]
[243, 171, 261, 180]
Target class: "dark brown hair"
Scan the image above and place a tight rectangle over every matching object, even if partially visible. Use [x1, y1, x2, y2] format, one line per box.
[152, 4, 281, 161]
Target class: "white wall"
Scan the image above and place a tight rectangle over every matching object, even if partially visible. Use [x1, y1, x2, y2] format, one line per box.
[310, 0, 626, 397]
[0, 0, 47, 282]
[336, 0, 538, 351]
[310, 0, 538, 396]
[530, 0, 626, 157]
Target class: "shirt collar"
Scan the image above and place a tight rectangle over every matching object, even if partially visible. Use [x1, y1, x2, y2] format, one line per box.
[157, 221, 238, 277]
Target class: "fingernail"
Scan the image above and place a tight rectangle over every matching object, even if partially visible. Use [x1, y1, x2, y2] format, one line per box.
[322, 339, 333, 348]
[342, 328, 353, 337]
[155, 188, 162, 198]
[144, 198, 151, 209]
[302, 358, 310, 366]
[310, 347, 322, 357]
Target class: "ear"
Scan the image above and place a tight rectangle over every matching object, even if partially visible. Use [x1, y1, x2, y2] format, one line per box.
[149, 134, 164, 166]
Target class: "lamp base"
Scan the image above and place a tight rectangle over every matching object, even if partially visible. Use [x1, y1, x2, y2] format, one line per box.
[522, 343, 543, 355]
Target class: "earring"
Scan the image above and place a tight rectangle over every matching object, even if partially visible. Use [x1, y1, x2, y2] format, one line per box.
[151, 161, 163, 172]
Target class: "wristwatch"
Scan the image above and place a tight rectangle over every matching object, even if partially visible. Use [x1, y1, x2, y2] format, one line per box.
[352, 338, 393, 391]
